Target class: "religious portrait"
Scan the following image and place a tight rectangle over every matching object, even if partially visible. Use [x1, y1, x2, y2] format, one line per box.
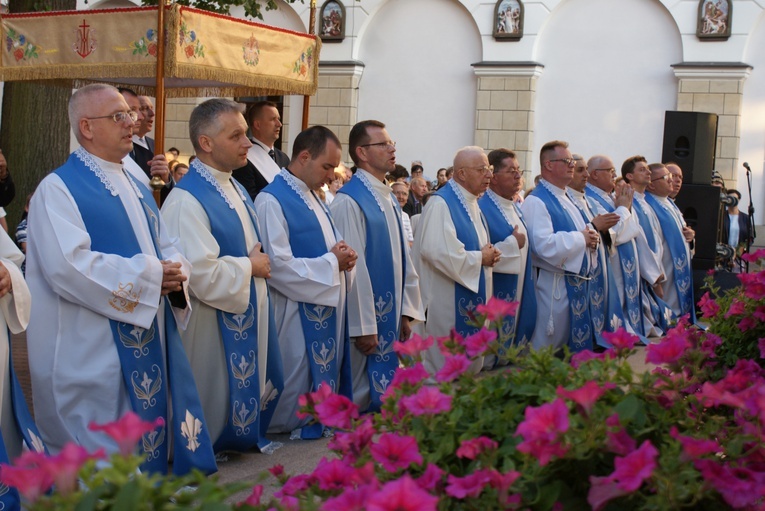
[319, 0, 345, 42]
[493, 0, 523, 41]
[697, 0, 731, 40]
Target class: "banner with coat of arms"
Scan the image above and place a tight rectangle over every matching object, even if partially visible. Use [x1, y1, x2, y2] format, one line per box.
[0, 4, 321, 97]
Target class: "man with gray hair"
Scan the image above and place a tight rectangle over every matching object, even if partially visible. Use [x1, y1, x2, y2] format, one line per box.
[413, 146, 500, 374]
[162, 99, 284, 454]
[27, 83, 215, 474]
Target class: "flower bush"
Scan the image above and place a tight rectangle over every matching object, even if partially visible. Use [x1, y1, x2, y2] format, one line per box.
[3, 251, 765, 510]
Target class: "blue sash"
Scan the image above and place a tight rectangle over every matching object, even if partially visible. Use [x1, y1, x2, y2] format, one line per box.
[175, 161, 284, 452]
[477, 191, 536, 354]
[336, 173, 404, 412]
[529, 184, 593, 351]
[585, 186, 646, 339]
[56, 149, 216, 475]
[644, 193, 696, 323]
[261, 172, 352, 439]
[434, 182, 486, 337]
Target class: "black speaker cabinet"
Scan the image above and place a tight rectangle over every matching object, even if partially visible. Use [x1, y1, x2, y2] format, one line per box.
[674, 184, 722, 270]
[661, 111, 718, 185]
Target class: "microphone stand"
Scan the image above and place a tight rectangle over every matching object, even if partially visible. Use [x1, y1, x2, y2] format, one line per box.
[745, 165, 756, 273]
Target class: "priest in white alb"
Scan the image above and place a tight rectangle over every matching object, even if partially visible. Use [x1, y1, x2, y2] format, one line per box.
[162, 99, 283, 454]
[330, 120, 423, 412]
[26, 83, 216, 475]
[413, 146, 500, 374]
[255, 126, 357, 439]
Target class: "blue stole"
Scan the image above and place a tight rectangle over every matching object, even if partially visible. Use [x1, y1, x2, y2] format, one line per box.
[55, 149, 216, 476]
[0, 339, 49, 510]
[261, 172, 352, 439]
[434, 182, 486, 338]
[632, 196, 676, 332]
[645, 193, 697, 323]
[175, 160, 284, 452]
[477, 190, 536, 353]
[336, 173, 404, 412]
[529, 184, 593, 351]
[583, 186, 648, 341]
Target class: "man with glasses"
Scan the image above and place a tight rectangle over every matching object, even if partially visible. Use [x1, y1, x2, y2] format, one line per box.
[26, 83, 216, 474]
[665, 162, 683, 200]
[414, 146, 500, 374]
[233, 101, 290, 200]
[119, 88, 169, 187]
[645, 163, 696, 323]
[521, 141, 601, 352]
[585, 155, 647, 341]
[477, 148, 536, 358]
[622, 156, 673, 336]
[130, 95, 156, 176]
[331, 120, 423, 412]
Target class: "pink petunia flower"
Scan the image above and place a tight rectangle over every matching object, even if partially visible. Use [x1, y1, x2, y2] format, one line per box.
[400, 386, 453, 416]
[604, 414, 636, 456]
[697, 292, 720, 318]
[588, 475, 629, 511]
[724, 299, 747, 318]
[694, 459, 764, 509]
[759, 338, 765, 359]
[601, 328, 639, 351]
[315, 393, 359, 430]
[321, 484, 376, 511]
[435, 354, 472, 383]
[475, 297, 519, 322]
[515, 399, 570, 466]
[0, 462, 53, 504]
[366, 475, 439, 511]
[738, 316, 758, 332]
[570, 349, 606, 368]
[242, 485, 264, 507]
[462, 328, 497, 357]
[370, 433, 423, 473]
[611, 440, 659, 492]
[645, 333, 691, 365]
[390, 363, 429, 389]
[313, 457, 357, 491]
[328, 415, 375, 461]
[39, 444, 106, 496]
[556, 381, 615, 416]
[416, 463, 445, 491]
[88, 412, 164, 457]
[456, 436, 498, 460]
[393, 334, 435, 358]
[268, 464, 285, 478]
[669, 427, 721, 461]
[445, 469, 494, 499]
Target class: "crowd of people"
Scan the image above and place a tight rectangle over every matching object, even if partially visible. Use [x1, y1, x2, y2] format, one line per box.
[0, 83, 723, 491]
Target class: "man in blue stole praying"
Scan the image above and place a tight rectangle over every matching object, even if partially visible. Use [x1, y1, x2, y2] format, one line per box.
[162, 99, 284, 454]
[330, 120, 424, 413]
[521, 141, 602, 352]
[413, 146, 501, 374]
[645, 163, 696, 323]
[26, 84, 216, 475]
[478, 148, 536, 358]
[255, 126, 357, 439]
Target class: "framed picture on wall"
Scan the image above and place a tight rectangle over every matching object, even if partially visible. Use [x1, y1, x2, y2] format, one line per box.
[697, 0, 731, 40]
[493, 0, 523, 41]
[319, 0, 345, 42]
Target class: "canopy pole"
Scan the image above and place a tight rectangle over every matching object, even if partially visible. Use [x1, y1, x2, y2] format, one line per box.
[301, 0, 316, 130]
[151, 0, 168, 205]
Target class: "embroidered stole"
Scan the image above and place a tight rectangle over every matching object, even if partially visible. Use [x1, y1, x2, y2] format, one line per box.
[56, 150, 216, 475]
[632, 196, 676, 332]
[176, 161, 284, 452]
[435, 182, 487, 338]
[645, 193, 697, 323]
[261, 173, 352, 438]
[477, 190, 536, 355]
[337, 174, 405, 412]
[529, 184, 593, 351]
[583, 187, 648, 342]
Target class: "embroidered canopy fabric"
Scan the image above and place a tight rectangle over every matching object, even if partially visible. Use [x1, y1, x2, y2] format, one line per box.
[0, 5, 320, 97]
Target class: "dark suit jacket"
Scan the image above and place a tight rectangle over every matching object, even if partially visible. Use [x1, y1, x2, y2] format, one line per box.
[131, 136, 155, 178]
[722, 211, 753, 247]
[232, 143, 290, 200]
[0, 172, 15, 208]
[403, 193, 422, 216]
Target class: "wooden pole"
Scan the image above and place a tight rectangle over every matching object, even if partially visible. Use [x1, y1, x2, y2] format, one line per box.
[301, 0, 316, 130]
[151, 0, 168, 205]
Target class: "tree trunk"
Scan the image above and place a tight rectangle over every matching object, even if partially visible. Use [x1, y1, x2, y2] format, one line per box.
[0, 0, 76, 232]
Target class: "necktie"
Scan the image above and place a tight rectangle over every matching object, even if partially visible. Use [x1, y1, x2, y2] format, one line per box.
[268, 149, 276, 162]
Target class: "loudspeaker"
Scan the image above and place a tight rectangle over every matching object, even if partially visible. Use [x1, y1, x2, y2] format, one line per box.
[661, 111, 718, 185]
[674, 184, 722, 270]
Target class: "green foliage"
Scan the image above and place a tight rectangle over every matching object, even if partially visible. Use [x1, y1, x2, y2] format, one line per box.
[140, 0, 303, 21]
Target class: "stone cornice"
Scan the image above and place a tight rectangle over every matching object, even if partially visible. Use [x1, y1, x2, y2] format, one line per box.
[671, 62, 752, 80]
[471, 61, 545, 77]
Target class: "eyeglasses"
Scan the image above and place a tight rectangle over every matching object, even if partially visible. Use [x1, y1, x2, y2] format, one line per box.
[462, 165, 494, 174]
[548, 158, 577, 167]
[651, 173, 672, 182]
[360, 141, 396, 150]
[592, 167, 616, 174]
[86, 111, 139, 124]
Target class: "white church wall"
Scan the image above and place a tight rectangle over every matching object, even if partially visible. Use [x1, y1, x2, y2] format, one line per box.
[533, 0, 681, 176]
[355, 0, 483, 179]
